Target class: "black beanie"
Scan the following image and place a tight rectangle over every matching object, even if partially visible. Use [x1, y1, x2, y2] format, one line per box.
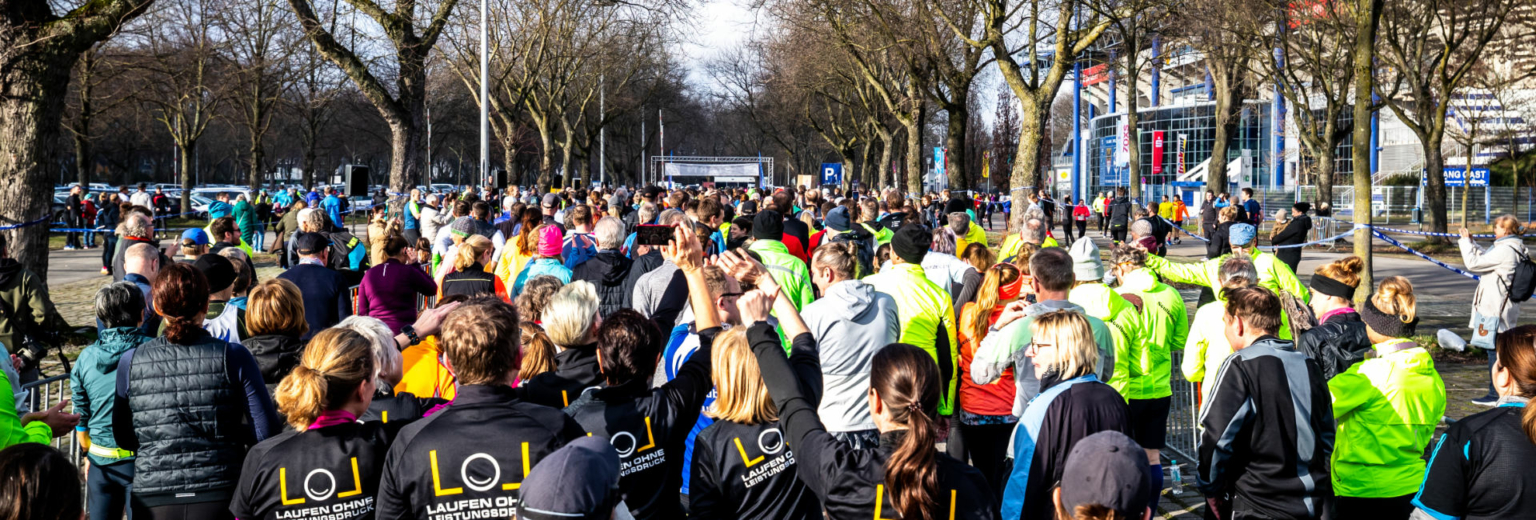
[891, 223, 932, 264]
[753, 209, 784, 240]
[944, 197, 971, 215]
[1360, 298, 1418, 338]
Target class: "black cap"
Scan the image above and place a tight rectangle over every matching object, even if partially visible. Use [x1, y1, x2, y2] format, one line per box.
[891, 223, 931, 264]
[753, 209, 784, 240]
[516, 437, 624, 520]
[295, 232, 331, 256]
[739, 199, 758, 215]
[1058, 431, 1152, 519]
[193, 254, 236, 293]
[643, 185, 664, 200]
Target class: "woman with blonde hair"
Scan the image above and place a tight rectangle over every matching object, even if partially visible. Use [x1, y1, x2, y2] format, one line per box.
[1329, 276, 1445, 519]
[438, 235, 506, 301]
[242, 279, 308, 394]
[954, 262, 1024, 498]
[518, 281, 602, 409]
[232, 328, 396, 520]
[519, 323, 557, 380]
[1461, 214, 1529, 406]
[1297, 256, 1371, 379]
[999, 310, 1131, 520]
[688, 327, 820, 520]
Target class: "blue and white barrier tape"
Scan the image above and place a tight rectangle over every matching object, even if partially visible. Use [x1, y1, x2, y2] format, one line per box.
[1371, 230, 1481, 280]
[1372, 226, 1495, 239]
[0, 215, 53, 231]
[1258, 230, 1357, 250]
[1160, 217, 1209, 243]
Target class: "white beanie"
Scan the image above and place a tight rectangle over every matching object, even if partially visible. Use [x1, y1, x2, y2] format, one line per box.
[1069, 237, 1104, 282]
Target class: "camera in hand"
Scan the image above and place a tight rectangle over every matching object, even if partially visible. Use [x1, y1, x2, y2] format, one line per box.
[634, 224, 675, 246]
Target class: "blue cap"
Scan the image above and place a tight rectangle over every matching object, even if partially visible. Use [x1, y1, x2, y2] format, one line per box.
[516, 436, 623, 520]
[180, 228, 209, 246]
[1229, 223, 1257, 246]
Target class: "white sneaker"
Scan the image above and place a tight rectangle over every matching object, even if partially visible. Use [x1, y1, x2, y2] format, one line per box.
[1436, 329, 1467, 352]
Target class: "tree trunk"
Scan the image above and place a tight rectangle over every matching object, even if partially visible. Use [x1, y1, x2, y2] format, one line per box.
[1126, 86, 1142, 201]
[905, 80, 925, 196]
[74, 54, 94, 189]
[179, 141, 195, 214]
[1314, 146, 1335, 210]
[945, 102, 969, 191]
[1351, 0, 1384, 302]
[535, 119, 555, 192]
[0, 54, 76, 281]
[1209, 73, 1237, 192]
[878, 127, 895, 190]
[1423, 139, 1447, 233]
[1009, 101, 1046, 214]
[248, 132, 264, 194]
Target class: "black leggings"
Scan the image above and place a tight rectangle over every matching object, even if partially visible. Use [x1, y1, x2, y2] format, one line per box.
[143, 500, 234, 520]
[956, 422, 1014, 501]
[1336, 495, 1414, 520]
[1111, 226, 1128, 243]
[1076, 221, 1087, 239]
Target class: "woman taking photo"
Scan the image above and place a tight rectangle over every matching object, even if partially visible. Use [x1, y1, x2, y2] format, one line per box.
[113, 263, 277, 520]
[1460, 215, 1528, 407]
[231, 328, 394, 520]
[1328, 276, 1445, 519]
[998, 310, 1131, 520]
[1296, 256, 1371, 380]
[1414, 324, 1536, 519]
[738, 257, 996, 519]
[954, 263, 1024, 498]
[689, 327, 820, 520]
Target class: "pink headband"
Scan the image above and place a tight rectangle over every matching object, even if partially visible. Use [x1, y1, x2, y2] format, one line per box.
[537, 226, 563, 257]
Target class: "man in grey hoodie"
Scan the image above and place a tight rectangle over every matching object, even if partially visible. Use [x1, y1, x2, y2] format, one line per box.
[802, 241, 900, 449]
[970, 247, 1117, 415]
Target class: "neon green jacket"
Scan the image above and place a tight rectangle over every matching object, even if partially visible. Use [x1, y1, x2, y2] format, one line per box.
[964, 221, 987, 248]
[1113, 269, 1189, 400]
[0, 363, 49, 449]
[1184, 301, 1292, 402]
[860, 223, 893, 246]
[1328, 340, 1446, 498]
[1146, 249, 1311, 303]
[748, 239, 814, 311]
[1068, 283, 1141, 397]
[866, 262, 960, 415]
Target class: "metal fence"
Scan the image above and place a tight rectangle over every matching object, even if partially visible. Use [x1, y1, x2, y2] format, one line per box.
[1165, 351, 1201, 466]
[19, 374, 83, 468]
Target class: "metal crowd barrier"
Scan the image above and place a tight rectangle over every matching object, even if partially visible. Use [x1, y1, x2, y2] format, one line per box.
[1165, 351, 1201, 466]
[19, 374, 84, 468]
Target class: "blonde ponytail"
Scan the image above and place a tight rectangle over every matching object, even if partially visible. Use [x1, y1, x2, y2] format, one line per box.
[275, 328, 375, 431]
[1371, 276, 1417, 323]
[453, 235, 493, 272]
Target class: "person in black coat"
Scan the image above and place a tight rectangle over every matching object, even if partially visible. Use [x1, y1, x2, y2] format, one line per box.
[570, 217, 639, 318]
[275, 233, 353, 341]
[1296, 256, 1371, 380]
[1269, 202, 1313, 273]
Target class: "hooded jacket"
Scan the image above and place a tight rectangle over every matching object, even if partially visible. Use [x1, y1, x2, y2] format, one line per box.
[1459, 235, 1526, 332]
[921, 251, 980, 308]
[571, 249, 637, 318]
[242, 334, 305, 395]
[518, 343, 603, 409]
[1112, 269, 1189, 400]
[1295, 309, 1371, 380]
[71, 327, 154, 464]
[1328, 340, 1446, 498]
[1147, 248, 1311, 304]
[865, 262, 960, 415]
[1069, 283, 1141, 395]
[511, 258, 571, 297]
[1108, 196, 1133, 226]
[745, 323, 998, 520]
[0, 259, 62, 357]
[1197, 336, 1335, 520]
[747, 239, 815, 311]
[970, 299, 1118, 415]
[418, 203, 452, 243]
[801, 280, 900, 432]
[1000, 373, 1132, 520]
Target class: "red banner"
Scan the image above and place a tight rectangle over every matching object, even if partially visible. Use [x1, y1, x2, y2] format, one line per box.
[1151, 130, 1165, 176]
[1083, 64, 1109, 86]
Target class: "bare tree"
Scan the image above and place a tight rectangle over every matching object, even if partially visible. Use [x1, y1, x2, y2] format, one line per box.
[1174, 0, 1255, 192]
[218, 0, 299, 192]
[1090, 0, 1171, 201]
[132, 0, 227, 213]
[285, 0, 459, 210]
[65, 43, 135, 187]
[0, 0, 158, 275]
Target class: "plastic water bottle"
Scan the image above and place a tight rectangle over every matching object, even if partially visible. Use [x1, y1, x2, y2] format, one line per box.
[1169, 460, 1184, 494]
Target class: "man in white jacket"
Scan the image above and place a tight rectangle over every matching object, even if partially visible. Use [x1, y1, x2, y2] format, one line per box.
[418, 194, 453, 245]
[1459, 215, 1528, 406]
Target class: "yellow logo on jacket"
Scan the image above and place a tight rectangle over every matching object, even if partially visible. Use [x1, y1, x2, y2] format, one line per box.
[279, 458, 365, 505]
[428, 443, 532, 496]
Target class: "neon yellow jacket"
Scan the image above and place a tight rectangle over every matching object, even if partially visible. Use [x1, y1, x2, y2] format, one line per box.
[998, 234, 1022, 263]
[1328, 341, 1446, 498]
[1113, 269, 1189, 400]
[0, 365, 49, 449]
[866, 262, 960, 415]
[1092, 197, 1106, 214]
[964, 221, 987, 248]
[748, 240, 815, 311]
[1184, 301, 1292, 402]
[860, 223, 893, 246]
[1068, 283, 1141, 397]
[1147, 249, 1311, 304]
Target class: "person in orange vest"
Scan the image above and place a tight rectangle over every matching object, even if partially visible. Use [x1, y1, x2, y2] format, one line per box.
[1172, 196, 1189, 245]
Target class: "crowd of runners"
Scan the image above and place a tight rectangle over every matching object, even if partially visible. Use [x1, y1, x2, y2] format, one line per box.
[0, 182, 1533, 520]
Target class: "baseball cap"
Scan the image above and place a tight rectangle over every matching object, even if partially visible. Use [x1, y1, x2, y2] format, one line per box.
[1229, 223, 1257, 246]
[542, 193, 560, 209]
[1058, 431, 1152, 519]
[193, 254, 236, 294]
[295, 232, 331, 256]
[516, 436, 630, 520]
[180, 228, 210, 246]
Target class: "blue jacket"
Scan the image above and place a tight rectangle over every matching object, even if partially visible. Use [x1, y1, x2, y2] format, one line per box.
[404, 199, 421, 230]
[71, 327, 154, 464]
[321, 195, 343, 229]
[1001, 374, 1131, 520]
[276, 263, 353, 341]
[512, 258, 572, 297]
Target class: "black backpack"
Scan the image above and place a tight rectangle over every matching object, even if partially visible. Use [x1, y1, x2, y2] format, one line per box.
[1508, 249, 1536, 303]
[827, 228, 875, 278]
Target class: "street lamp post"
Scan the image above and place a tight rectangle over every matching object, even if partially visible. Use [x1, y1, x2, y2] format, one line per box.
[479, 0, 489, 188]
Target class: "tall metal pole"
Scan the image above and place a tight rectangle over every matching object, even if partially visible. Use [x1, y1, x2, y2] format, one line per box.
[478, 0, 489, 188]
[641, 117, 646, 186]
[659, 109, 664, 187]
[426, 105, 432, 186]
[599, 73, 605, 186]
[1072, 57, 1083, 205]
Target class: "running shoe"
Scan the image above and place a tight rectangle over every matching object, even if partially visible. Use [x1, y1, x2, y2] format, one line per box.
[1471, 395, 1499, 407]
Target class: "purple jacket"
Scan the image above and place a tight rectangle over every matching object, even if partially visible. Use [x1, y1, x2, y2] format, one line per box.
[356, 259, 436, 334]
